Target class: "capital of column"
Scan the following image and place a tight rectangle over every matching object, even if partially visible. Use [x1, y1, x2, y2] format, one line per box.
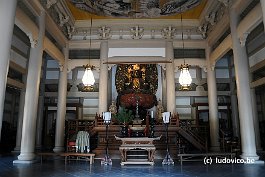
[205, 63, 215, 72]
[28, 34, 38, 48]
[239, 32, 249, 47]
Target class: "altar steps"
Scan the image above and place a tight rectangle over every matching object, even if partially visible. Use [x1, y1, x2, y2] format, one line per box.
[90, 125, 207, 159]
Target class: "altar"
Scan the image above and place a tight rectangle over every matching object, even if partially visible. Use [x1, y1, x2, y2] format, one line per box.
[115, 135, 161, 165]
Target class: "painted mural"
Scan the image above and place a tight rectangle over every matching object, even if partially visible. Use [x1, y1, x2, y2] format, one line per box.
[69, 0, 202, 18]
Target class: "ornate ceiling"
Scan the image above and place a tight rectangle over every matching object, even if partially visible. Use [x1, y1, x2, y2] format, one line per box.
[41, 0, 226, 41]
[68, 0, 207, 19]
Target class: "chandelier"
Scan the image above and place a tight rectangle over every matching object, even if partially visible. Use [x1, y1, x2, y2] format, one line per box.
[82, 17, 95, 87]
[179, 63, 192, 90]
[82, 64, 95, 86]
[178, 10, 192, 90]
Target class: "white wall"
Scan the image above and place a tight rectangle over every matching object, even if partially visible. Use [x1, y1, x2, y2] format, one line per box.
[108, 48, 165, 57]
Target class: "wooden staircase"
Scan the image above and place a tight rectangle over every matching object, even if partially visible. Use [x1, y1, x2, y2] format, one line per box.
[177, 127, 207, 152]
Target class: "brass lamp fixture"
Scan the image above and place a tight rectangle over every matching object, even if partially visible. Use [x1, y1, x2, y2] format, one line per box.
[82, 17, 95, 87]
[178, 9, 192, 90]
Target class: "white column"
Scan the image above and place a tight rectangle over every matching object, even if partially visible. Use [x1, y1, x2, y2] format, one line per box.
[111, 66, 118, 102]
[156, 65, 163, 101]
[15, 11, 45, 162]
[13, 87, 26, 152]
[206, 45, 220, 151]
[162, 67, 167, 109]
[228, 57, 240, 138]
[35, 95, 44, 150]
[98, 41, 109, 114]
[35, 59, 47, 150]
[0, 0, 17, 140]
[229, 8, 259, 160]
[231, 94, 240, 137]
[260, 0, 265, 30]
[251, 89, 262, 151]
[53, 47, 68, 153]
[70, 68, 78, 92]
[165, 41, 176, 113]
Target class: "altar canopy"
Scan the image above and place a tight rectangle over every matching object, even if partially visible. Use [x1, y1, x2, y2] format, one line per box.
[115, 64, 158, 111]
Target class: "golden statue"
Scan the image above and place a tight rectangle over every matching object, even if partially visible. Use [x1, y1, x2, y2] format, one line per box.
[109, 101, 117, 114]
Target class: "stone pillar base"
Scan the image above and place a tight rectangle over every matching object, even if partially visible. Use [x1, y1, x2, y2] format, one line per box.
[17, 153, 36, 161]
[210, 146, 220, 152]
[240, 153, 259, 161]
[53, 146, 64, 153]
[12, 147, 21, 153]
[35, 146, 42, 151]
[250, 160, 264, 164]
[13, 159, 38, 164]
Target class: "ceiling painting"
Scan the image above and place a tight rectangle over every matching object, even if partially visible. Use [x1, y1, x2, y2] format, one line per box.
[68, 0, 206, 19]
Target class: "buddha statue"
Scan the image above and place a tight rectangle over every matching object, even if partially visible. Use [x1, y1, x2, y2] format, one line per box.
[156, 99, 164, 121]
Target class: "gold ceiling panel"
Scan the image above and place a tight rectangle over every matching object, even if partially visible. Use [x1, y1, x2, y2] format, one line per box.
[67, 0, 207, 20]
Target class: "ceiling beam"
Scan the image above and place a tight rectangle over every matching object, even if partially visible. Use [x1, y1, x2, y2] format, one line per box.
[207, 14, 230, 46]
[7, 78, 25, 89]
[43, 37, 65, 64]
[210, 34, 232, 64]
[45, 14, 68, 48]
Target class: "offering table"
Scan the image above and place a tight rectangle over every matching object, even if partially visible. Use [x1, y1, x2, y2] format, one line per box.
[115, 135, 161, 165]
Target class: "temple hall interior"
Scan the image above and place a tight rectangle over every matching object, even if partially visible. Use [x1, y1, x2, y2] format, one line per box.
[1, 0, 265, 176]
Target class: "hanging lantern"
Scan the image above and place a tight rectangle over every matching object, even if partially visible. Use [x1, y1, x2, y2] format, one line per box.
[82, 17, 95, 88]
[178, 10, 192, 91]
[179, 63, 192, 90]
[82, 65, 95, 87]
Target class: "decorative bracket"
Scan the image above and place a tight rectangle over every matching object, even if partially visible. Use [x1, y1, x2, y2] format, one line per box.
[67, 25, 75, 39]
[98, 26, 111, 40]
[218, 0, 230, 7]
[58, 12, 69, 27]
[151, 29, 155, 39]
[46, 0, 57, 9]
[161, 26, 176, 39]
[130, 26, 144, 39]
[198, 24, 208, 39]
[205, 12, 217, 26]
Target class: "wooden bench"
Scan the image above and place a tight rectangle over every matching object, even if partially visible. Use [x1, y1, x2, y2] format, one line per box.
[178, 152, 235, 165]
[60, 153, 95, 165]
[37, 152, 62, 163]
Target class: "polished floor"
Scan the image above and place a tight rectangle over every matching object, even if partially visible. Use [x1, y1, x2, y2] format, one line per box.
[0, 155, 265, 177]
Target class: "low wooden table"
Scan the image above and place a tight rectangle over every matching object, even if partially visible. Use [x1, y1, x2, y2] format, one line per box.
[178, 152, 235, 165]
[60, 153, 95, 165]
[115, 135, 161, 165]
